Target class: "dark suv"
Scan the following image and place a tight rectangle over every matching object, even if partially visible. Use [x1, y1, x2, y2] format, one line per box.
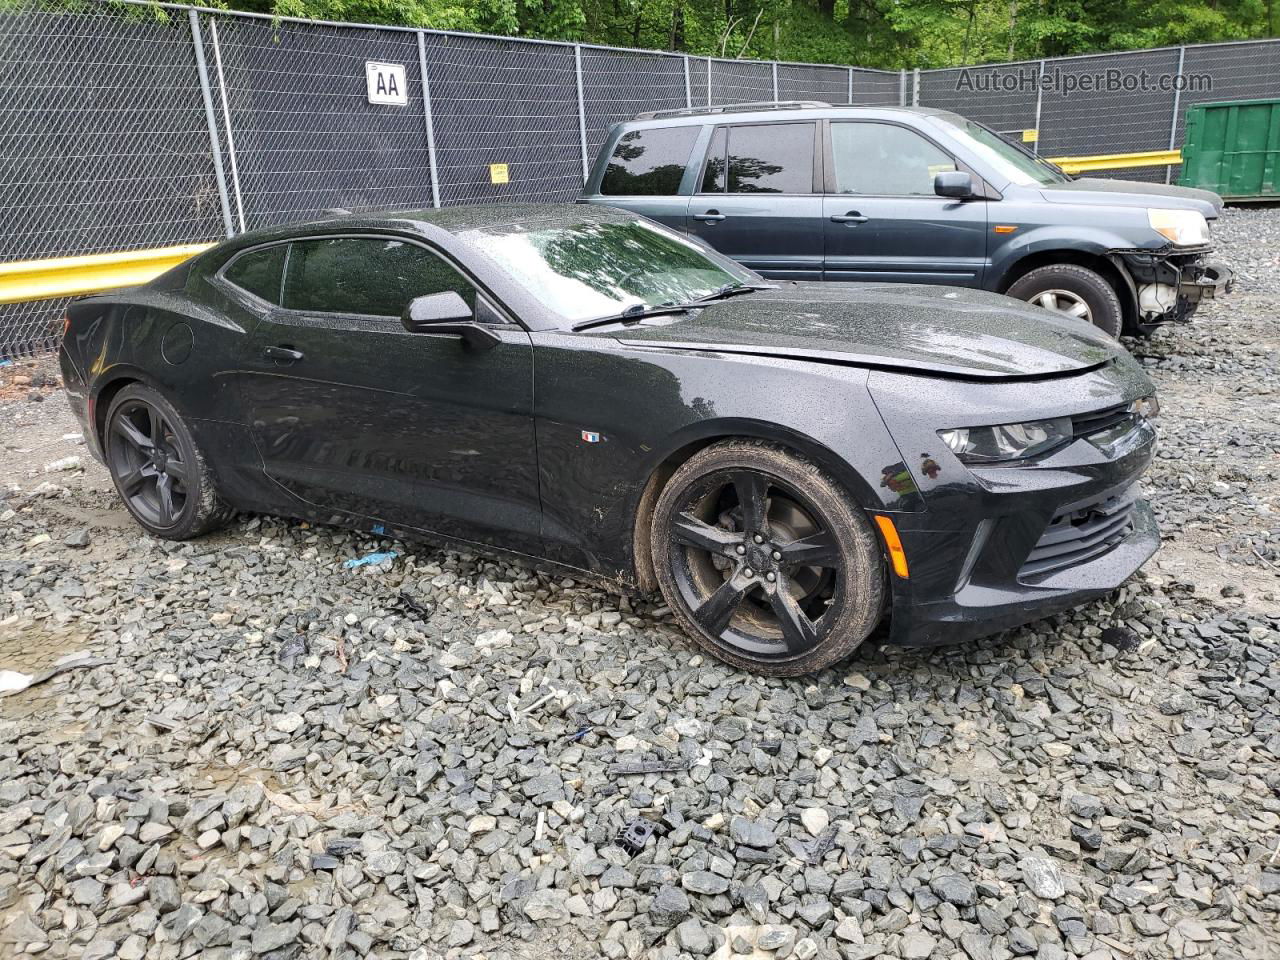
[580, 101, 1231, 337]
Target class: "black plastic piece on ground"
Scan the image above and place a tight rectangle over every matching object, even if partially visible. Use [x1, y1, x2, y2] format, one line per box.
[616, 819, 656, 855]
[1100, 625, 1140, 651]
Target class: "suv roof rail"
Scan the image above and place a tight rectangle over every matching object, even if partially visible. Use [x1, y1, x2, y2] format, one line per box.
[633, 100, 830, 121]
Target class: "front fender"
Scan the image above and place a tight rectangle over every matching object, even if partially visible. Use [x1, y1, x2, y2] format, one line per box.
[990, 225, 1158, 290]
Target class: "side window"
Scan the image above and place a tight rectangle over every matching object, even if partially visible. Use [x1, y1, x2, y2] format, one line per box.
[727, 122, 815, 194]
[831, 122, 957, 196]
[281, 237, 477, 317]
[701, 126, 726, 193]
[601, 126, 699, 196]
[223, 245, 286, 303]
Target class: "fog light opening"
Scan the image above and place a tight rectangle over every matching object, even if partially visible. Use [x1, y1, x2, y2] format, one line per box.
[873, 515, 910, 579]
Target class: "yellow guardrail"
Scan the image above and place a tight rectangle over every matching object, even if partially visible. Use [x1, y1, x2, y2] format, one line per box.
[0, 243, 215, 305]
[1046, 149, 1183, 175]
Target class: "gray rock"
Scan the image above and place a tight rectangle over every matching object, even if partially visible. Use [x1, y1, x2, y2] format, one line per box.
[251, 920, 302, 953]
[676, 918, 712, 955]
[931, 873, 976, 906]
[523, 888, 570, 923]
[1019, 856, 1065, 899]
[681, 871, 729, 895]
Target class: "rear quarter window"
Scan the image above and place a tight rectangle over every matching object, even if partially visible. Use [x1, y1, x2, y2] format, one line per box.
[601, 126, 699, 196]
[222, 245, 286, 303]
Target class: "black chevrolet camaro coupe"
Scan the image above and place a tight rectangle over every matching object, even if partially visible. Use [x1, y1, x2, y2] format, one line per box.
[60, 204, 1160, 675]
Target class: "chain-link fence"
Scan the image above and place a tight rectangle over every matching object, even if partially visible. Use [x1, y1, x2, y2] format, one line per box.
[3, 0, 1280, 357]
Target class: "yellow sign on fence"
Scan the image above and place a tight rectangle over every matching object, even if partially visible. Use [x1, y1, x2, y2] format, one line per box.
[489, 163, 510, 185]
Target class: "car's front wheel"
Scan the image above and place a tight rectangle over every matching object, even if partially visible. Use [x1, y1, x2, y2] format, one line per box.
[1006, 263, 1124, 338]
[650, 440, 884, 676]
[103, 383, 233, 540]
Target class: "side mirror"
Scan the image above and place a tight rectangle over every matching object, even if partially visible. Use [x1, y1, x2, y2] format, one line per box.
[401, 292, 500, 350]
[934, 170, 976, 199]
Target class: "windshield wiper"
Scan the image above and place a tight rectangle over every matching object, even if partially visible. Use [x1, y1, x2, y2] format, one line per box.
[688, 281, 773, 305]
[570, 302, 690, 332]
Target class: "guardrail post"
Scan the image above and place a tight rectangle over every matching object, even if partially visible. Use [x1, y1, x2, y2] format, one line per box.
[1033, 60, 1045, 155]
[771, 61, 778, 103]
[207, 18, 246, 233]
[188, 11, 234, 238]
[899, 68, 906, 106]
[574, 44, 589, 182]
[1166, 46, 1187, 184]
[683, 56, 691, 108]
[417, 32, 442, 208]
[912, 68, 920, 106]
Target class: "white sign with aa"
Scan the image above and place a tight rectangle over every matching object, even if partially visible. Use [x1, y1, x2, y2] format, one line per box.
[365, 61, 407, 105]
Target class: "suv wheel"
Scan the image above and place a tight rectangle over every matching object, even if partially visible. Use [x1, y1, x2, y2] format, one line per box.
[1007, 264, 1124, 338]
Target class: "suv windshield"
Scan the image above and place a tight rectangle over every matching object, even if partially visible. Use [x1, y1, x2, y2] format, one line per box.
[940, 118, 1068, 187]
[463, 218, 755, 326]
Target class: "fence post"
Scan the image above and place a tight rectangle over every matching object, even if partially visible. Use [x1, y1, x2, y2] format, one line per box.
[207, 18, 246, 233]
[683, 56, 691, 108]
[898, 68, 906, 106]
[1033, 60, 1045, 155]
[187, 10, 234, 238]
[847, 67, 853, 104]
[771, 61, 778, 102]
[912, 68, 920, 106]
[574, 44, 589, 182]
[1166, 46, 1187, 184]
[706, 57, 712, 105]
[416, 32, 442, 208]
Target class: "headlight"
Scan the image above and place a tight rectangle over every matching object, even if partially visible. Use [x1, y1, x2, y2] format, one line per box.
[1147, 208, 1209, 247]
[938, 417, 1072, 464]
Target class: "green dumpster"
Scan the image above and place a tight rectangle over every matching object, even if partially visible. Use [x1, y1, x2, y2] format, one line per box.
[1179, 98, 1280, 200]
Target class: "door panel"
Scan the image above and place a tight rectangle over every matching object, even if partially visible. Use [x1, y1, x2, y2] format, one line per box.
[243, 315, 540, 551]
[823, 196, 989, 285]
[235, 236, 541, 553]
[822, 121, 989, 286]
[688, 121, 823, 280]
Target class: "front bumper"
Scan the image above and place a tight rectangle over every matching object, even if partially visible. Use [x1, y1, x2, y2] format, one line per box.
[1116, 248, 1233, 324]
[868, 361, 1160, 649]
[888, 491, 1158, 647]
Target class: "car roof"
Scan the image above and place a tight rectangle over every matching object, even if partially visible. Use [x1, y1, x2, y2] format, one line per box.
[216, 203, 636, 253]
[616, 103, 963, 130]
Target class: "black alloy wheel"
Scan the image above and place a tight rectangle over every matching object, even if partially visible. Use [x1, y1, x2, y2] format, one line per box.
[651, 440, 884, 675]
[104, 384, 233, 539]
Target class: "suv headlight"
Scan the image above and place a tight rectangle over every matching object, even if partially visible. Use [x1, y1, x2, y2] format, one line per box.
[938, 417, 1072, 464]
[1148, 208, 1209, 247]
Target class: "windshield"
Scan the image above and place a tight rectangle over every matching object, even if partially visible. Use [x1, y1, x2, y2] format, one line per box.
[941, 118, 1067, 187]
[462, 218, 755, 325]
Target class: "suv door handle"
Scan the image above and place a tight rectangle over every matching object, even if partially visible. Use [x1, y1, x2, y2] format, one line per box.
[830, 212, 868, 224]
[263, 345, 304, 362]
[693, 211, 726, 223]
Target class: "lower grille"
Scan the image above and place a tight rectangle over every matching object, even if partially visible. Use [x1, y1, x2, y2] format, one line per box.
[1020, 490, 1137, 580]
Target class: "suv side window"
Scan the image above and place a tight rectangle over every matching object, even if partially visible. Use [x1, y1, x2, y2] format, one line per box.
[701, 122, 816, 194]
[831, 122, 957, 196]
[601, 126, 699, 195]
[223, 245, 286, 303]
[281, 237, 478, 317]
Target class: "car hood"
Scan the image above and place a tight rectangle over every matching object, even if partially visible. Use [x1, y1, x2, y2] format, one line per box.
[591, 283, 1125, 379]
[1038, 178, 1223, 219]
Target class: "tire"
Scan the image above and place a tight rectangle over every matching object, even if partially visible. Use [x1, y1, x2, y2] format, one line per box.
[1006, 264, 1124, 338]
[103, 383, 234, 540]
[649, 439, 884, 676]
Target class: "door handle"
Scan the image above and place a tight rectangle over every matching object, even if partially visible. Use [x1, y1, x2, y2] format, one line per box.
[830, 212, 868, 224]
[693, 211, 726, 223]
[263, 345, 304, 362]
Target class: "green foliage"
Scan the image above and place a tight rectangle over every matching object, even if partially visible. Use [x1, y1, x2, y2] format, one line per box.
[183, 0, 1279, 67]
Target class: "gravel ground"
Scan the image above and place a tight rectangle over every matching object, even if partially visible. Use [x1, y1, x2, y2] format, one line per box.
[1, 209, 1277, 960]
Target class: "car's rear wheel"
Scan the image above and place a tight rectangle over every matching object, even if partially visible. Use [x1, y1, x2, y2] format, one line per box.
[1006, 263, 1124, 338]
[650, 440, 884, 676]
[103, 384, 233, 540]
